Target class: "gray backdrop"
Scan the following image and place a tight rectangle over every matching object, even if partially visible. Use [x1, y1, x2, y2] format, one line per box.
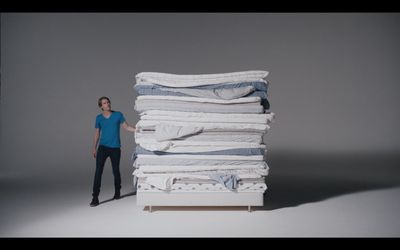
[1, 13, 400, 196]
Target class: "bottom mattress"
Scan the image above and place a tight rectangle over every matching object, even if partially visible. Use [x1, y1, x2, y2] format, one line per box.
[137, 181, 267, 192]
[135, 176, 267, 192]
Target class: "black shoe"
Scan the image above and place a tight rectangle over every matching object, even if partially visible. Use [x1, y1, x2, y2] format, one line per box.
[113, 192, 121, 200]
[90, 197, 99, 207]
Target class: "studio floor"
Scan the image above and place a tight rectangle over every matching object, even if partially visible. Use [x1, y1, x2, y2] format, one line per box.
[1, 152, 400, 237]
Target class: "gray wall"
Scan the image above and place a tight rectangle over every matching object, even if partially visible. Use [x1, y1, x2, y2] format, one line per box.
[1, 13, 400, 182]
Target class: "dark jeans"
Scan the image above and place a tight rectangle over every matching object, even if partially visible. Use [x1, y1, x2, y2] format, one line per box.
[92, 145, 121, 198]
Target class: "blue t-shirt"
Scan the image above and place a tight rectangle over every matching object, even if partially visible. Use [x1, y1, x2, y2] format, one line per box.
[95, 111, 126, 148]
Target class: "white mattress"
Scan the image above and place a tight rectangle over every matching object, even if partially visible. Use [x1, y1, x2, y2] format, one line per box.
[135, 70, 269, 87]
[133, 70, 272, 209]
[137, 181, 267, 193]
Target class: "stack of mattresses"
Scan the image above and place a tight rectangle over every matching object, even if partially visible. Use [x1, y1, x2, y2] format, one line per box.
[132, 71, 275, 211]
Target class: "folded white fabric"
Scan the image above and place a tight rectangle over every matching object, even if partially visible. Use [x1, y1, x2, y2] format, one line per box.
[139, 110, 275, 124]
[137, 154, 264, 161]
[135, 70, 269, 87]
[153, 123, 203, 141]
[138, 140, 266, 153]
[136, 138, 265, 147]
[134, 158, 267, 167]
[136, 163, 268, 173]
[134, 99, 265, 114]
[142, 175, 177, 190]
[134, 168, 269, 176]
[136, 132, 264, 144]
[136, 121, 270, 135]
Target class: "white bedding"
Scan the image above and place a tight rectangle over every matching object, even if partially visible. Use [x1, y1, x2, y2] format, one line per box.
[136, 154, 264, 161]
[135, 139, 265, 147]
[135, 164, 268, 173]
[134, 158, 267, 167]
[139, 110, 275, 124]
[134, 99, 265, 114]
[132, 166, 269, 176]
[136, 139, 265, 153]
[136, 120, 270, 133]
[135, 130, 264, 144]
[137, 95, 261, 104]
[135, 70, 269, 87]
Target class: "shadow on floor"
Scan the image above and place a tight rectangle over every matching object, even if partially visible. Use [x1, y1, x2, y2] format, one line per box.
[258, 151, 400, 211]
[99, 191, 136, 205]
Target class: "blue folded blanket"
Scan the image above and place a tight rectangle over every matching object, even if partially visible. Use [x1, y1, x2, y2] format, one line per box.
[207, 174, 238, 190]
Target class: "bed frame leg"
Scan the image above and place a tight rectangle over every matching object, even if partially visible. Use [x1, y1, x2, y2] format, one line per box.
[248, 206, 251, 212]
